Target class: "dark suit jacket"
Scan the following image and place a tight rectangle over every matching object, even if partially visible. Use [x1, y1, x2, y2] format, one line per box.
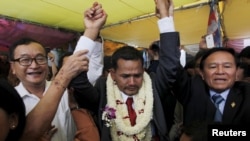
[172, 66, 250, 126]
[72, 32, 180, 141]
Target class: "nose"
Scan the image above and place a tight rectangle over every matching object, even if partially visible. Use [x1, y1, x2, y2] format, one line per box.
[128, 77, 136, 85]
[215, 65, 224, 74]
[30, 59, 40, 67]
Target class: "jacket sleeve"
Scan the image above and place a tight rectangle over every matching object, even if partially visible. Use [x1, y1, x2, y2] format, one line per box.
[69, 72, 100, 113]
[153, 32, 181, 99]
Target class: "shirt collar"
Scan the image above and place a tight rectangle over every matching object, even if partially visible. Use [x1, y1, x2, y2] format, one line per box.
[209, 89, 230, 100]
[15, 81, 50, 98]
[121, 91, 134, 102]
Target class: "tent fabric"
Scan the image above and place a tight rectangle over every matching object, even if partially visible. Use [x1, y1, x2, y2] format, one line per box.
[0, 18, 78, 49]
[0, 0, 250, 51]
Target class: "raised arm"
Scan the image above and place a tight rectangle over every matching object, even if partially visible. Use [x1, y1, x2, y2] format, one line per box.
[69, 2, 107, 112]
[72, 2, 106, 86]
[153, 0, 181, 98]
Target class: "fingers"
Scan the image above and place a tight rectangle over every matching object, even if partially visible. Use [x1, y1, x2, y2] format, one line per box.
[85, 2, 104, 19]
[154, 0, 174, 18]
[60, 51, 89, 79]
[42, 125, 58, 140]
[85, 7, 94, 18]
[92, 9, 104, 20]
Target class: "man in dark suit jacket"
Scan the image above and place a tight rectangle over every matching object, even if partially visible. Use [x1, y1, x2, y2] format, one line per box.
[71, 0, 180, 140]
[171, 47, 250, 126]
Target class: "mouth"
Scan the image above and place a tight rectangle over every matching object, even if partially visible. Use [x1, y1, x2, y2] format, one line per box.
[213, 78, 227, 83]
[27, 72, 43, 75]
[126, 86, 138, 91]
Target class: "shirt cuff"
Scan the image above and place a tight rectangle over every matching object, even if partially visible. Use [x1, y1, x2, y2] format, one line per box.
[157, 16, 175, 33]
[73, 36, 95, 58]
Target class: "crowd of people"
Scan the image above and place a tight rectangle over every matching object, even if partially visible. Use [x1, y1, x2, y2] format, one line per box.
[1, 0, 250, 141]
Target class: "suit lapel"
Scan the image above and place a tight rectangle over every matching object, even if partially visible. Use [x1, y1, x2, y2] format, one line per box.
[206, 96, 217, 121]
[222, 87, 242, 123]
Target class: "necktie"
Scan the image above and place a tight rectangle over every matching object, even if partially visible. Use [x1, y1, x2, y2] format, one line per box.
[212, 94, 224, 122]
[126, 97, 137, 126]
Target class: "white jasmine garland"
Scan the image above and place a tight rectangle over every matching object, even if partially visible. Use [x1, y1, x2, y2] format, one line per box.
[104, 72, 154, 141]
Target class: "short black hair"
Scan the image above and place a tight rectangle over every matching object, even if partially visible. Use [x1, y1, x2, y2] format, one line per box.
[9, 38, 46, 61]
[180, 121, 208, 141]
[58, 52, 73, 70]
[0, 78, 26, 141]
[199, 47, 237, 70]
[149, 40, 160, 53]
[194, 49, 209, 64]
[184, 59, 195, 69]
[239, 46, 250, 59]
[111, 46, 143, 70]
[238, 62, 250, 78]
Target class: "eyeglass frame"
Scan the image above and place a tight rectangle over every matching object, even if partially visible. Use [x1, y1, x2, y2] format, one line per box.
[11, 55, 48, 66]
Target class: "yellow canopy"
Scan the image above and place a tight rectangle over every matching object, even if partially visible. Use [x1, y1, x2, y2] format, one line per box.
[0, 0, 250, 48]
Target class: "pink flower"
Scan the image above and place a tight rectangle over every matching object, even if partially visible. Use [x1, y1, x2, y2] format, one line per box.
[104, 106, 116, 119]
[102, 105, 116, 127]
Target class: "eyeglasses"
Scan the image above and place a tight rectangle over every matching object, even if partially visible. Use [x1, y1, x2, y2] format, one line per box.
[12, 56, 47, 66]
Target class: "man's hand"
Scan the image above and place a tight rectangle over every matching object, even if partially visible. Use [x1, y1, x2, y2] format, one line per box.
[39, 125, 57, 141]
[154, 0, 174, 18]
[60, 50, 89, 80]
[83, 2, 107, 40]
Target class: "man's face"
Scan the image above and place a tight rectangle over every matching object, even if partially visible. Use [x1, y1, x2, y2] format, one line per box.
[236, 67, 244, 81]
[201, 51, 237, 93]
[241, 57, 250, 65]
[147, 49, 154, 60]
[11, 42, 48, 86]
[111, 59, 144, 96]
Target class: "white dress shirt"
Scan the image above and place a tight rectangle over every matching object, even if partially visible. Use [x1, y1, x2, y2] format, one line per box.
[15, 81, 76, 141]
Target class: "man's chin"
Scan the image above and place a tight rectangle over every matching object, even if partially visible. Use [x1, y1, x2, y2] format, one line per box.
[124, 90, 138, 96]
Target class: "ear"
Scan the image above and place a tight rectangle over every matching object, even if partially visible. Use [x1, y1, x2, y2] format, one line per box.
[110, 68, 115, 81]
[9, 113, 18, 130]
[10, 63, 16, 75]
[200, 72, 204, 80]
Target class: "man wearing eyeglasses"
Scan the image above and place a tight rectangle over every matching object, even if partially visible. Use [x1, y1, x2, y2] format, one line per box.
[8, 38, 74, 140]
[8, 37, 104, 141]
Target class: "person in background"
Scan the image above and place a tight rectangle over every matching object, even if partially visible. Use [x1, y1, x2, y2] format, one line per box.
[68, 88, 100, 141]
[102, 56, 112, 78]
[146, 40, 160, 74]
[193, 49, 209, 75]
[236, 62, 250, 83]
[198, 35, 208, 50]
[0, 78, 26, 141]
[46, 52, 58, 81]
[238, 46, 250, 65]
[58, 52, 100, 141]
[179, 121, 208, 141]
[72, 0, 180, 140]
[0, 53, 10, 80]
[7, 67, 20, 87]
[184, 59, 195, 76]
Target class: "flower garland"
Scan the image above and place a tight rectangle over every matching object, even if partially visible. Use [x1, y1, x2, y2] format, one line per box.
[103, 72, 154, 141]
